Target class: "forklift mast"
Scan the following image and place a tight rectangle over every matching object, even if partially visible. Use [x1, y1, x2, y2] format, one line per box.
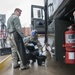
[31, 0, 49, 45]
[31, 5, 45, 34]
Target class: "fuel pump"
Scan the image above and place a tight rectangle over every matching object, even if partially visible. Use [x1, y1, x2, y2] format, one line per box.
[63, 24, 75, 64]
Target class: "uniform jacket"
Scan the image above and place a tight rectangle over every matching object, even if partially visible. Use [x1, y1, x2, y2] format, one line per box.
[25, 36, 42, 50]
[7, 14, 25, 38]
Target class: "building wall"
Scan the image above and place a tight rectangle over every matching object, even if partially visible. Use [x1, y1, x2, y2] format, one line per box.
[22, 27, 31, 36]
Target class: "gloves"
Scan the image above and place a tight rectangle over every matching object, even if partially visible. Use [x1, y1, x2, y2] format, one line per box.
[23, 37, 26, 43]
[29, 43, 34, 46]
[39, 50, 43, 56]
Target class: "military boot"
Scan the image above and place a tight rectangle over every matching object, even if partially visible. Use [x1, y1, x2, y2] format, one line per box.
[19, 61, 29, 70]
[12, 60, 19, 69]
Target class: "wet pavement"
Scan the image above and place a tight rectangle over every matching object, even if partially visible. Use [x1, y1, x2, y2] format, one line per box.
[1, 52, 75, 75]
[0, 36, 75, 75]
[0, 55, 9, 62]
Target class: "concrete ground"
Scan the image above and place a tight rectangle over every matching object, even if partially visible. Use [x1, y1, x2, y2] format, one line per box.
[1, 51, 75, 75]
[0, 36, 75, 75]
[0, 55, 8, 62]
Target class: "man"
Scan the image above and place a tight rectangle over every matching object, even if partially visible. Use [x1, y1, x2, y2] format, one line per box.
[7, 8, 29, 70]
[25, 29, 42, 63]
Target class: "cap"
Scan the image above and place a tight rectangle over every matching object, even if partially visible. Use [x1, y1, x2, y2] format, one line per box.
[31, 29, 38, 36]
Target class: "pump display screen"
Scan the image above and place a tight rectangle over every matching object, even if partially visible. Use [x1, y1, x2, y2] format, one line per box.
[66, 34, 75, 43]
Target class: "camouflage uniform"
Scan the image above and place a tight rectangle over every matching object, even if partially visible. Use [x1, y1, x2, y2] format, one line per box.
[25, 36, 42, 50]
[7, 14, 29, 69]
[25, 34, 42, 62]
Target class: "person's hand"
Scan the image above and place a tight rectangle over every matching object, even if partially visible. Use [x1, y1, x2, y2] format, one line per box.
[23, 37, 26, 43]
[25, 43, 29, 46]
[39, 47, 43, 52]
[28, 43, 34, 46]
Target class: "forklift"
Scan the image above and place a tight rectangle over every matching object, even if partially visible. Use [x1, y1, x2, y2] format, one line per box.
[31, 0, 75, 64]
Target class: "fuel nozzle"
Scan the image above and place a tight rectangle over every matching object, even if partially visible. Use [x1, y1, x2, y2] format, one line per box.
[67, 26, 72, 30]
[73, 11, 75, 24]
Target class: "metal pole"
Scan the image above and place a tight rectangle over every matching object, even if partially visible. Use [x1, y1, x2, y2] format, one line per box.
[44, 0, 48, 44]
